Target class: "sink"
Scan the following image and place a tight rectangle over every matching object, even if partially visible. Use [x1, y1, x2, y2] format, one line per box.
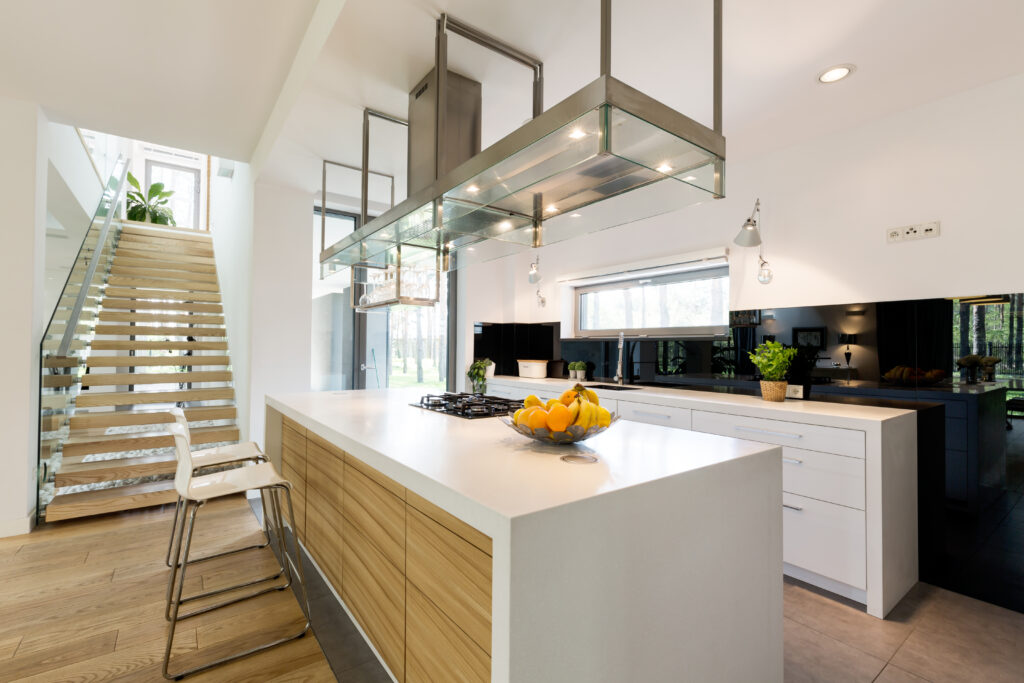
[586, 384, 642, 391]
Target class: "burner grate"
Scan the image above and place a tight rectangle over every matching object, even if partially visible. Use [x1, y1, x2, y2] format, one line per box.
[413, 392, 519, 419]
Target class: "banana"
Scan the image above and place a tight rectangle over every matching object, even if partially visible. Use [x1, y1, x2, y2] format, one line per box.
[566, 399, 580, 425]
[596, 405, 611, 428]
[575, 399, 595, 430]
[583, 388, 599, 405]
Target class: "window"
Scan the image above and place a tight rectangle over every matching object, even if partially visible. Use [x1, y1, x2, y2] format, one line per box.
[146, 160, 200, 229]
[574, 263, 729, 337]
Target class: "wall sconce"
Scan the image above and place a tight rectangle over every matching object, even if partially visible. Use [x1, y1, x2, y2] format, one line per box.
[734, 198, 772, 284]
[838, 333, 858, 346]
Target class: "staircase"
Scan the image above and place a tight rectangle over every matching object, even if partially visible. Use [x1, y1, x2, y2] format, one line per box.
[40, 220, 240, 522]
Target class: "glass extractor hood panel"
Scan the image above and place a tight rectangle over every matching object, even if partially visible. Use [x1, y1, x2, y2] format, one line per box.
[436, 104, 721, 249]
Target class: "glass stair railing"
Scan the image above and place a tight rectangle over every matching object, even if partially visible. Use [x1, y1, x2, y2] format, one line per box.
[38, 156, 129, 518]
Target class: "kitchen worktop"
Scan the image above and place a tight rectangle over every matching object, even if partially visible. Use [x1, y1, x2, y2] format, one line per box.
[267, 388, 778, 538]
[487, 375, 916, 427]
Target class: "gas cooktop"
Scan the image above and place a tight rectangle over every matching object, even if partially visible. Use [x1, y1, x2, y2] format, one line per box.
[413, 393, 519, 419]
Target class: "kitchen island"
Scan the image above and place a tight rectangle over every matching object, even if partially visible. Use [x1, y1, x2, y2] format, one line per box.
[266, 389, 783, 683]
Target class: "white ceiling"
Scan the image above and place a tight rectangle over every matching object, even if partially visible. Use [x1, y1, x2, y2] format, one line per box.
[0, 0, 319, 161]
[263, 0, 1024, 194]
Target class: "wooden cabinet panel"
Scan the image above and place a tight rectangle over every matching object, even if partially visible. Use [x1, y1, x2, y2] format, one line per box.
[282, 421, 306, 461]
[308, 430, 346, 460]
[406, 582, 489, 683]
[406, 507, 492, 655]
[307, 439, 344, 514]
[346, 454, 405, 500]
[343, 463, 405, 571]
[282, 461, 306, 541]
[305, 486, 342, 592]
[342, 519, 405, 682]
[406, 490, 492, 556]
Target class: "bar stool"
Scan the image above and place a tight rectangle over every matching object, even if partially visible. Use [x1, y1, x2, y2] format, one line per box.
[164, 407, 269, 568]
[164, 422, 310, 680]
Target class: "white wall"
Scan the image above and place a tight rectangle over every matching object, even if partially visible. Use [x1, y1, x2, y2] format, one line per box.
[0, 96, 48, 536]
[458, 73, 1024, 389]
[210, 160, 255, 441]
[248, 181, 313, 446]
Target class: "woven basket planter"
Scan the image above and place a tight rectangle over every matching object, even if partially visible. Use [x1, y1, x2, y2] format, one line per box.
[760, 380, 788, 402]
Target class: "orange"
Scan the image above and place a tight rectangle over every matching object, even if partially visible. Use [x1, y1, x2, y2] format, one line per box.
[525, 407, 549, 430]
[559, 388, 580, 405]
[546, 403, 572, 432]
[516, 405, 538, 426]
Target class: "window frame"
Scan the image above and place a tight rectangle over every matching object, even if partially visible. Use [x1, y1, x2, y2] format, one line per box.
[145, 159, 201, 230]
[572, 264, 730, 339]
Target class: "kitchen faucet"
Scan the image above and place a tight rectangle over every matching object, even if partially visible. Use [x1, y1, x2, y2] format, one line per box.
[614, 332, 625, 385]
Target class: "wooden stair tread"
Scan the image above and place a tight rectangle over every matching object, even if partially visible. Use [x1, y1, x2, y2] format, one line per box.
[81, 370, 232, 387]
[103, 287, 221, 303]
[75, 387, 234, 408]
[45, 480, 178, 521]
[55, 453, 178, 486]
[109, 266, 219, 283]
[69, 406, 236, 430]
[106, 276, 220, 292]
[60, 425, 240, 462]
[112, 256, 217, 274]
[91, 340, 228, 351]
[120, 221, 212, 241]
[98, 311, 224, 325]
[93, 324, 227, 337]
[99, 298, 222, 313]
[112, 249, 215, 266]
[85, 355, 231, 368]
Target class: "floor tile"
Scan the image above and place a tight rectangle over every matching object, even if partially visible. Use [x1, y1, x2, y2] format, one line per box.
[874, 664, 930, 682]
[783, 618, 886, 683]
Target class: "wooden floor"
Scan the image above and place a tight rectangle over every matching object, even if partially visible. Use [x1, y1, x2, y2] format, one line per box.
[0, 495, 335, 682]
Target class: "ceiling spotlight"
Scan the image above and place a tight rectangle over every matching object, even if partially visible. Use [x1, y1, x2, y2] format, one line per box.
[656, 163, 673, 174]
[466, 184, 480, 193]
[568, 128, 586, 140]
[733, 198, 762, 247]
[545, 204, 558, 213]
[683, 175, 697, 182]
[498, 220, 513, 230]
[570, 213, 582, 218]
[818, 64, 855, 84]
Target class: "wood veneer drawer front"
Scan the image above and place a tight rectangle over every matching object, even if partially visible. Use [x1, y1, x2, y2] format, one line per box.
[343, 463, 405, 571]
[783, 492, 866, 590]
[282, 461, 305, 499]
[282, 415, 306, 436]
[617, 401, 691, 430]
[282, 422, 306, 457]
[346, 454, 405, 500]
[406, 582, 489, 683]
[308, 430, 346, 460]
[406, 490, 492, 556]
[342, 519, 405, 682]
[305, 487, 342, 592]
[782, 447, 865, 510]
[306, 440, 344, 514]
[692, 410, 866, 459]
[406, 507, 492, 655]
[281, 443, 305, 477]
[287, 482, 306, 541]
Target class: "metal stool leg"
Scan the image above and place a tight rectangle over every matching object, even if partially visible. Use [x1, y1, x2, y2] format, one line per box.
[164, 497, 184, 568]
[162, 489, 310, 680]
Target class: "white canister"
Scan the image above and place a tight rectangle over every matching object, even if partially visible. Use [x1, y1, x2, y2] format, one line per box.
[518, 359, 548, 378]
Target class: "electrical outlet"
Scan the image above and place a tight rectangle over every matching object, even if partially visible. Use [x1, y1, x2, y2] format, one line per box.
[888, 221, 941, 243]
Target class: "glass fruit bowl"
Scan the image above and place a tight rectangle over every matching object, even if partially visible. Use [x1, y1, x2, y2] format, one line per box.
[498, 413, 620, 444]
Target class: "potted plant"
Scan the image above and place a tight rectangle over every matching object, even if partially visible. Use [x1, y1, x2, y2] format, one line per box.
[748, 341, 798, 402]
[467, 359, 493, 394]
[126, 172, 177, 225]
[569, 361, 587, 380]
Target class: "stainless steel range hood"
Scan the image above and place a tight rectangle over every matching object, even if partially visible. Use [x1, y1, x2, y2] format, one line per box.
[321, 0, 724, 279]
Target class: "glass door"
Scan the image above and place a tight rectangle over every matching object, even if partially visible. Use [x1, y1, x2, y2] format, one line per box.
[145, 160, 200, 229]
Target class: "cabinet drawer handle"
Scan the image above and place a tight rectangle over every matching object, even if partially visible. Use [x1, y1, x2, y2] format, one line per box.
[632, 410, 672, 420]
[782, 457, 803, 465]
[783, 503, 803, 511]
[734, 425, 803, 440]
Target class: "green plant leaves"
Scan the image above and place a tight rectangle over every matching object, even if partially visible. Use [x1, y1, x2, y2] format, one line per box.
[123, 176, 177, 226]
[748, 341, 798, 381]
[126, 172, 141, 191]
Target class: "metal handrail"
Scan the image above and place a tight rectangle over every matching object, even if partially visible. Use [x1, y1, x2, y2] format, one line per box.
[55, 156, 130, 357]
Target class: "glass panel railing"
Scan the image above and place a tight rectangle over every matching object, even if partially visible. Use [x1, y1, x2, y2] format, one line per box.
[38, 156, 130, 520]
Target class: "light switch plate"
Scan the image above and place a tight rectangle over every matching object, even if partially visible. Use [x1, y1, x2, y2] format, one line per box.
[785, 384, 805, 399]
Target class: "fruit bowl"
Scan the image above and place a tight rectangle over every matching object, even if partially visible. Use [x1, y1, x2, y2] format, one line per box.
[498, 413, 620, 444]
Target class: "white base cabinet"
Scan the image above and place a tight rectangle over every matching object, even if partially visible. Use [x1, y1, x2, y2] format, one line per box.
[488, 377, 918, 618]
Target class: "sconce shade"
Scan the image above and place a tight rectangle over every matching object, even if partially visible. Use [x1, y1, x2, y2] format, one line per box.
[838, 333, 858, 345]
[734, 218, 762, 247]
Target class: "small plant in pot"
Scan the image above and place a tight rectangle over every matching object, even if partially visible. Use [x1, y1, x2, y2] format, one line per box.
[125, 172, 177, 225]
[568, 361, 587, 380]
[749, 341, 798, 402]
[467, 358, 493, 394]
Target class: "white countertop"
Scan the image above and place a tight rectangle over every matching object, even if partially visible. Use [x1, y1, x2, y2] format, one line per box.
[267, 389, 778, 537]
[488, 376, 914, 426]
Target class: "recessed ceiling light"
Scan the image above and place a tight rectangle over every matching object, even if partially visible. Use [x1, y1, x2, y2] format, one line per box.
[683, 175, 697, 182]
[466, 184, 480, 193]
[818, 64, 855, 84]
[656, 163, 673, 173]
[570, 213, 582, 218]
[467, 247, 475, 251]
[545, 204, 558, 213]
[568, 128, 586, 140]
[498, 220, 513, 230]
